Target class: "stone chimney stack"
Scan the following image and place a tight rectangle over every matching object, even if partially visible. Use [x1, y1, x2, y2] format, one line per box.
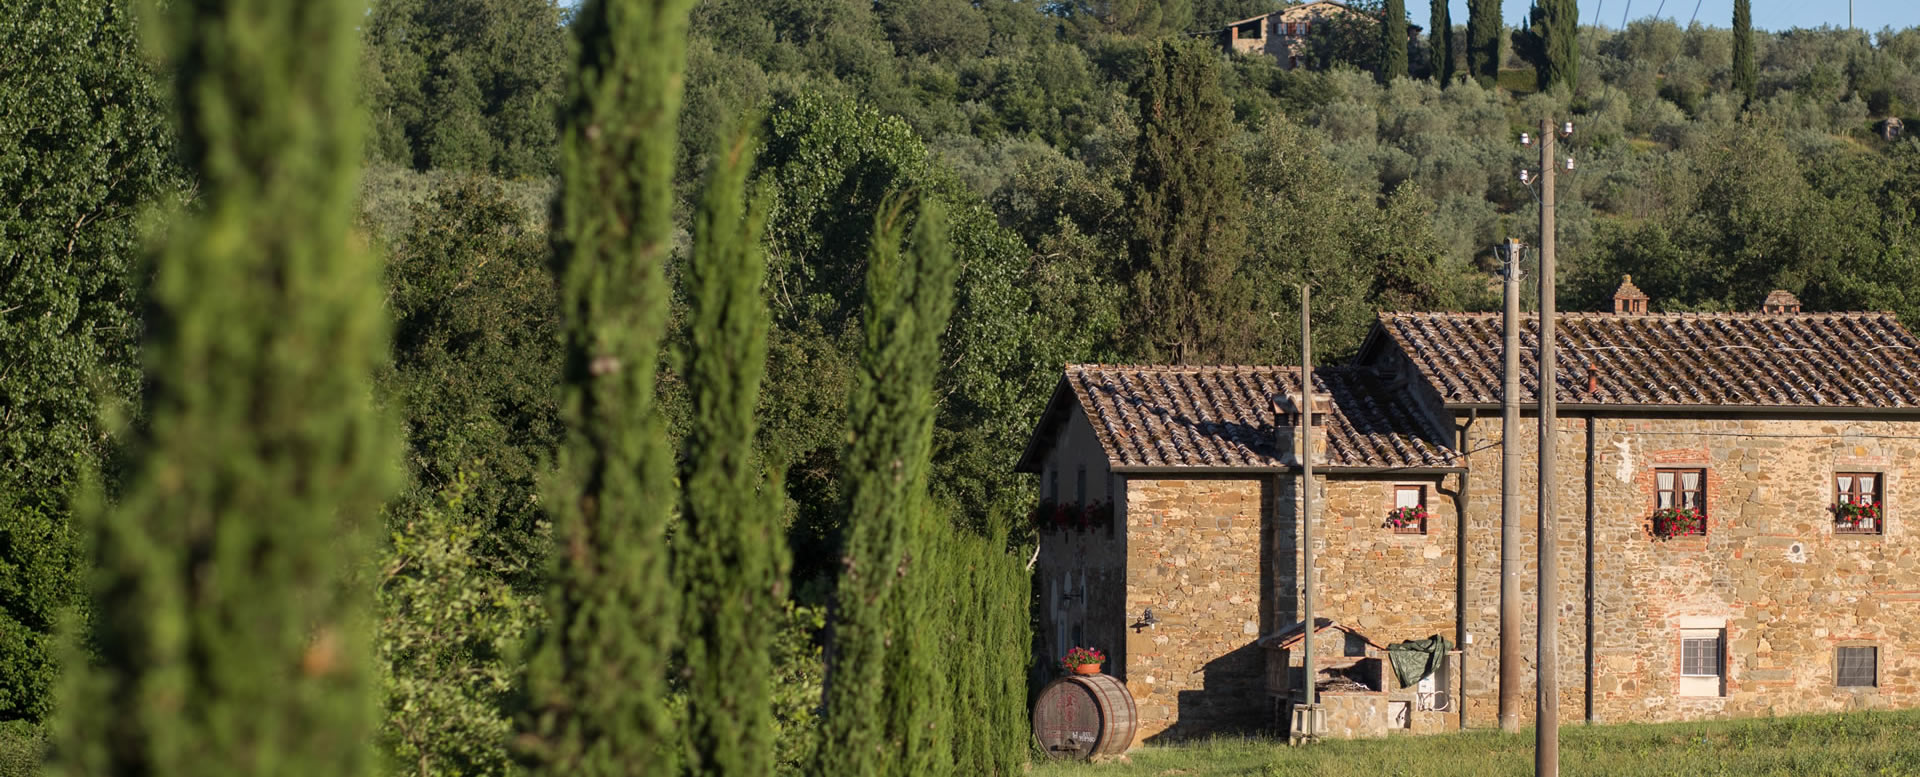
[1275, 389, 1332, 466]
[1612, 275, 1649, 314]
[1762, 289, 1803, 314]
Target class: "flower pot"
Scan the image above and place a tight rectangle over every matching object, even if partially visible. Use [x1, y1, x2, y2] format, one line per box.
[1072, 663, 1101, 676]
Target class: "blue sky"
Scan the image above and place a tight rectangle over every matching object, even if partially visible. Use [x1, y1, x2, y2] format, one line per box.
[1447, 0, 1920, 33]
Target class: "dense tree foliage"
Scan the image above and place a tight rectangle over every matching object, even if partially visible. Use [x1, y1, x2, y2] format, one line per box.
[379, 479, 537, 777]
[0, 0, 173, 724]
[361, 0, 569, 177]
[50, 0, 396, 773]
[380, 178, 561, 580]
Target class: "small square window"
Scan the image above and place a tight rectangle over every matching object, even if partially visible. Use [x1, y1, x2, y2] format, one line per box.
[1837, 646, 1878, 688]
[1653, 468, 1707, 538]
[1388, 485, 1427, 535]
[1834, 473, 1884, 535]
[1678, 628, 1724, 697]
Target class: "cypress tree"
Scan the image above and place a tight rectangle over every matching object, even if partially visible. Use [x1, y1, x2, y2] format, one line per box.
[1430, 0, 1454, 86]
[1520, 0, 1580, 92]
[1126, 40, 1254, 364]
[1466, 0, 1501, 87]
[49, 0, 395, 772]
[519, 0, 691, 772]
[679, 127, 787, 776]
[814, 197, 958, 777]
[944, 525, 1031, 777]
[1733, 0, 1756, 106]
[1381, 0, 1409, 82]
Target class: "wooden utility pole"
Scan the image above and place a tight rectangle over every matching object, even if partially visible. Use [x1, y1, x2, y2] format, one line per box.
[1536, 118, 1561, 777]
[1298, 283, 1318, 740]
[1500, 238, 1523, 734]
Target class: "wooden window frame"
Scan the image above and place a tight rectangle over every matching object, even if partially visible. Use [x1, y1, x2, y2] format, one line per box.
[1836, 645, 1878, 688]
[1655, 468, 1708, 538]
[1834, 472, 1884, 535]
[1391, 484, 1428, 535]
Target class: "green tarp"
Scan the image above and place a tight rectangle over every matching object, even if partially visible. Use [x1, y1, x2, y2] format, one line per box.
[1385, 635, 1453, 688]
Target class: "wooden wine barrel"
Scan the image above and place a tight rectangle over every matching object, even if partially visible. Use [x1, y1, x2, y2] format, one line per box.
[1032, 673, 1137, 760]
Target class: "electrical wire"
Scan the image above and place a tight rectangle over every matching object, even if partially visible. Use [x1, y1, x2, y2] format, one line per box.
[1689, 0, 1702, 26]
[1622, 0, 1632, 29]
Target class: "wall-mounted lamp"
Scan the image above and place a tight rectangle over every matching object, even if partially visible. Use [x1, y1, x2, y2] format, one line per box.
[1130, 608, 1160, 633]
[1520, 132, 1532, 146]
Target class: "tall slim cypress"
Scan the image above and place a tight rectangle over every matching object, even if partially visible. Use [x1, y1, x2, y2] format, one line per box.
[1526, 0, 1580, 92]
[1732, 0, 1756, 106]
[49, 0, 395, 774]
[520, 0, 691, 772]
[814, 198, 958, 777]
[1381, 0, 1408, 82]
[1430, 0, 1454, 86]
[679, 128, 787, 777]
[1467, 0, 1501, 87]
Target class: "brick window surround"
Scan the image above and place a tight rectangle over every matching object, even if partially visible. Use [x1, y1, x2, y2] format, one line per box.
[1392, 485, 1427, 535]
[1837, 646, 1878, 688]
[1655, 468, 1708, 537]
[1834, 473, 1884, 535]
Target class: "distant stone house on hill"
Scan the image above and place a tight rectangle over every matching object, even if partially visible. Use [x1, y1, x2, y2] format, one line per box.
[1208, 1, 1412, 70]
[1018, 282, 1920, 746]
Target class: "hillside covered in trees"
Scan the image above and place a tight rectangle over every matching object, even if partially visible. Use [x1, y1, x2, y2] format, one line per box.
[10, 0, 1920, 774]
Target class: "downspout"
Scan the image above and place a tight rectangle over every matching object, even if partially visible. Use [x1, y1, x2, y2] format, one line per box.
[1456, 409, 1476, 730]
[1584, 414, 1598, 724]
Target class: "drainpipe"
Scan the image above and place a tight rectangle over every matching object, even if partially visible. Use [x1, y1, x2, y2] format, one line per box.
[1456, 410, 1476, 730]
[1499, 238, 1523, 733]
[1585, 414, 1597, 724]
[1299, 284, 1318, 733]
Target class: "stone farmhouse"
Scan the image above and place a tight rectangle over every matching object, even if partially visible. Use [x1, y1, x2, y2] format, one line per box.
[1018, 282, 1920, 745]
[1208, 1, 1409, 70]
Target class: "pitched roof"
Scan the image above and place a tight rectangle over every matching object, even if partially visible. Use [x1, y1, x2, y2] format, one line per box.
[1370, 311, 1920, 409]
[1014, 364, 1459, 473]
[1257, 617, 1384, 650]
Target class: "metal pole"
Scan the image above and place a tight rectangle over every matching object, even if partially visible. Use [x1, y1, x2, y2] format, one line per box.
[1301, 284, 1316, 718]
[1499, 238, 1523, 734]
[1536, 118, 1561, 777]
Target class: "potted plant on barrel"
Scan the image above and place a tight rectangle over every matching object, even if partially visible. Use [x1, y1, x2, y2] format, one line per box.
[1062, 646, 1106, 676]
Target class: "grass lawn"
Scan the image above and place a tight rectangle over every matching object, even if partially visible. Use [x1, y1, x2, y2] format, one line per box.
[1031, 709, 1920, 777]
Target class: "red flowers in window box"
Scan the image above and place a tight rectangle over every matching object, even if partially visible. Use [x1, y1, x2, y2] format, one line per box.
[1651, 506, 1706, 540]
[1832, 501, 1881, 533]
[1029, 500, 1115, 533]
[1383, 506, 1427, 530]
[1061, 646, 1105, 674]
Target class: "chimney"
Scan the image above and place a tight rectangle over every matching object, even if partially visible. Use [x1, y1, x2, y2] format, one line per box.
[1612, 275, 1649, 314]
[1762, 289, 1802, 314]
[1275, 389, 1332, 466]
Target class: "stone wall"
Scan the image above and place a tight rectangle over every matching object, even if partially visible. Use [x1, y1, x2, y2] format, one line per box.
[1121, 476, 1271, 743]
[1032, 404, 1125, 694]
[1458, 414, 1920, 726]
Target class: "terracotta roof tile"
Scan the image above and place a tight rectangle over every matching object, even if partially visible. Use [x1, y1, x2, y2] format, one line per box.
[1043, 364, 1458, 471]
[1375, 311, 1920, 408]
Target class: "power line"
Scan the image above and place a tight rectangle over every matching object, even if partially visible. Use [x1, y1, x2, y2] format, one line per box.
[1689, 0, 1703, 26]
